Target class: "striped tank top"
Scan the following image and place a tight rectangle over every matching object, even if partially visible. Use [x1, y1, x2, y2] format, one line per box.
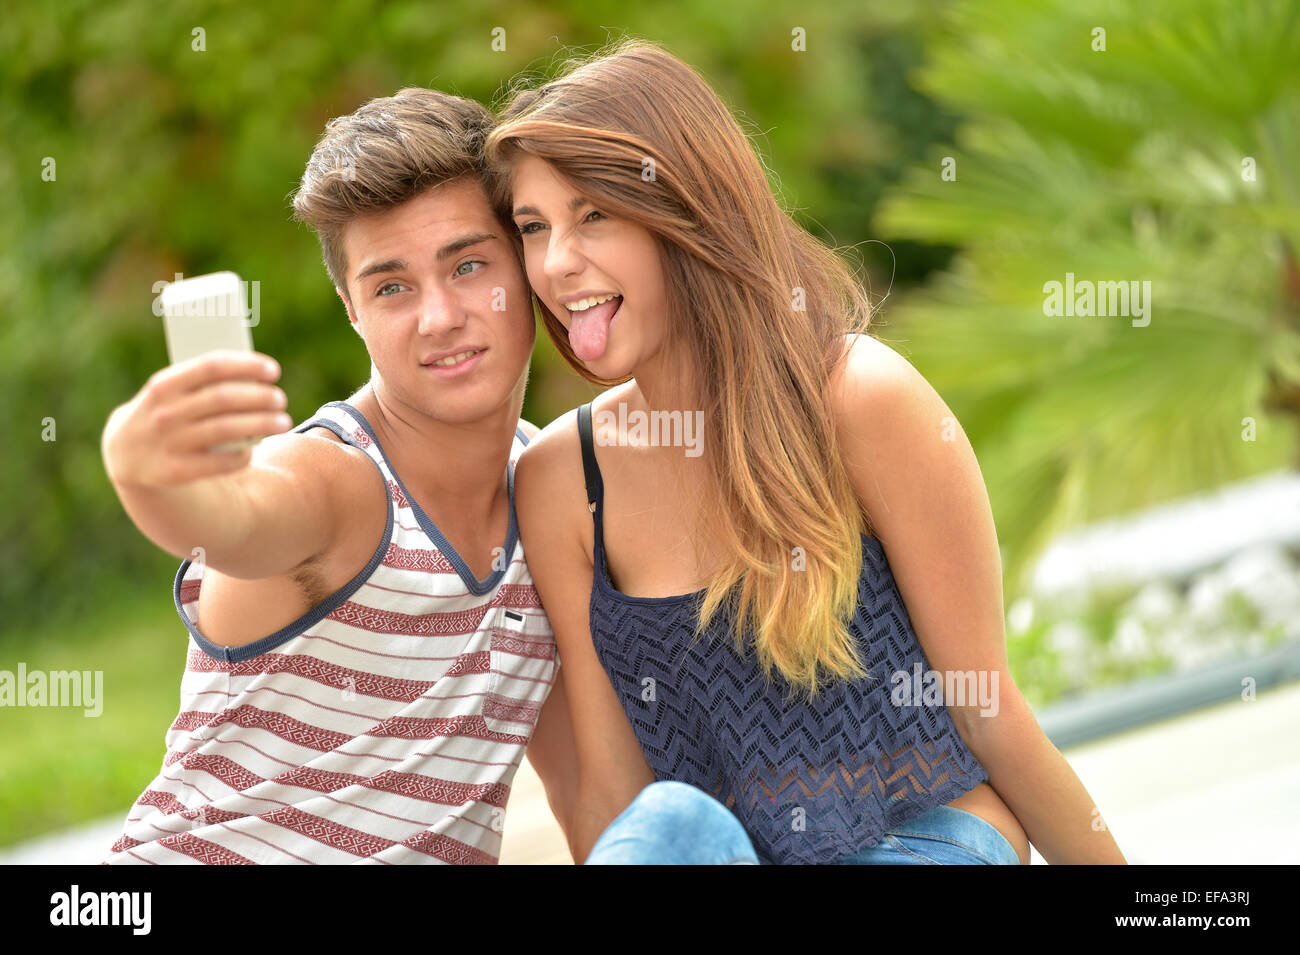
[576, 402, 990, 865]
[104, 400, 556, 865]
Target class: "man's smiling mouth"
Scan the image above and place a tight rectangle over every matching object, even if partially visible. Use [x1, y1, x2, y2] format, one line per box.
[427, 349, 483, 367]
[421, 347, 487, 376]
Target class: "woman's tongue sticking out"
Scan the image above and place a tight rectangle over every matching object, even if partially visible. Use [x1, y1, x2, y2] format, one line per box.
[568, 296, 621, 362]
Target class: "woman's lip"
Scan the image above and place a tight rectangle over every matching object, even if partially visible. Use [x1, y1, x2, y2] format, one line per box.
[424, 348, 485, 378]
[561, 295, 622, 318]
[561, 292, 621, 310]
[560, 296, 623, 331]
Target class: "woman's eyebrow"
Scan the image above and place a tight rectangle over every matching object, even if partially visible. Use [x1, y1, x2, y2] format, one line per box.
[512, 195, 589, 218]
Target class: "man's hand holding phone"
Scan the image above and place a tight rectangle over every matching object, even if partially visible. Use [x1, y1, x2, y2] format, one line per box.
[99, 271, 331, 576]
[102, 350, 290, 488]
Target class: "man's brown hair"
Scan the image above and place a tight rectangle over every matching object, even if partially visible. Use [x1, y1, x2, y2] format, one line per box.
[291, 87, 507, 303]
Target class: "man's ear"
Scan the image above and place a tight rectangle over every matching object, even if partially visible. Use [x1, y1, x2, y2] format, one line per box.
[337, 287, 363, 338]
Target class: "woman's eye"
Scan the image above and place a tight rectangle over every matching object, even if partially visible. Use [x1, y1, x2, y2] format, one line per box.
[516, 221, 543, 236]
[377, 282, 403, 297]
[455, 260, 484, 277]
[585, 210, 605, 223]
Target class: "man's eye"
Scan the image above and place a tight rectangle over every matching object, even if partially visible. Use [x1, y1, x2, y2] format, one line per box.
[377, 282, 403, 297]
[516, 222, 543, 236]
[455, 260, 485, 277]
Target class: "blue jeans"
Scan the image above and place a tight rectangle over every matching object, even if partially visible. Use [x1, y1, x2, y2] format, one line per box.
[585, 781, 1020, 865]
[835, 805, 1021, 865]
[585, 781, 759, 865]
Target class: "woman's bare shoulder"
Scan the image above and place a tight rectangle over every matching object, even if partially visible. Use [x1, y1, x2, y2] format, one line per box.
[518, 382, 637, 487]
[515, 384, 629, 540]
[516, 408, 582, 503]
[831, 332, 917, 397]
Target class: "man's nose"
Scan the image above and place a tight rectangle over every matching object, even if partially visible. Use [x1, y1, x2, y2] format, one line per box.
[416, 287, 467, 336]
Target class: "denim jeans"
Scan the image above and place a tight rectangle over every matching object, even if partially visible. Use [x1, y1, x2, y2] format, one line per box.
[835, 804, 1021, 865]
[585, 781, 759, 865]
[584, 781, 1020, 865]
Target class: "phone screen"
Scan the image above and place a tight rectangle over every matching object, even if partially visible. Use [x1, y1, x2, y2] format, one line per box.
[159, 271, 261, 451]
[160, 271, 254, 365]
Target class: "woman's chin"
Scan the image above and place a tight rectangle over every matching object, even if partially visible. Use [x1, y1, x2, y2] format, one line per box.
[582, 347, 634, 379]
[583, 356, 627, 378]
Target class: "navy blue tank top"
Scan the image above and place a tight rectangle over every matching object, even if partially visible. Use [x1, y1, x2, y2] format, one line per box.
[577, 402, 991, 864]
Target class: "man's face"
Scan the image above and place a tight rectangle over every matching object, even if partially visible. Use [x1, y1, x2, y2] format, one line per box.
[338, 177, 534, 427]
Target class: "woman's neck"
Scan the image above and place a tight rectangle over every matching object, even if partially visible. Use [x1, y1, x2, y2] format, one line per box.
[628, 334, 703, 414]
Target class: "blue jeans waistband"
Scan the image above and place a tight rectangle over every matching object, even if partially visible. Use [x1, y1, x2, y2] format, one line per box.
[836, 804, 1020, 865]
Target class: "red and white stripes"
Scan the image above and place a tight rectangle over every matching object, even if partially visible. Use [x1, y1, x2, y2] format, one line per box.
[104, 404, 555, 865]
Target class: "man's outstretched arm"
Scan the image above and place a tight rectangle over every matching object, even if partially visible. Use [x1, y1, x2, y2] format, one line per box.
[101, 349, 354, 579]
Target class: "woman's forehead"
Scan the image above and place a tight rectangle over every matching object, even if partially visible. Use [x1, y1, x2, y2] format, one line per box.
[508, 156, 586, 210]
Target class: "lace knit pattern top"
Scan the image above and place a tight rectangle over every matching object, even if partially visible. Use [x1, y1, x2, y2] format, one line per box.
[578, 402, 991, 864]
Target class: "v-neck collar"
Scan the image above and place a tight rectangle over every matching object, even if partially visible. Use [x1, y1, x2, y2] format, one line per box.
[326, 401, 518, 596]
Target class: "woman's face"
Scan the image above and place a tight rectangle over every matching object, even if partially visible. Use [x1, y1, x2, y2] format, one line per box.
[508, 154, 669, 380]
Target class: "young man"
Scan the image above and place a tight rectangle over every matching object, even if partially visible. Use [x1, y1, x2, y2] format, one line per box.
[100, 88, 577, 864]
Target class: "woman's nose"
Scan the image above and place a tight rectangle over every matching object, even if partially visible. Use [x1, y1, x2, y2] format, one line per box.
[541, 229, 583, 282]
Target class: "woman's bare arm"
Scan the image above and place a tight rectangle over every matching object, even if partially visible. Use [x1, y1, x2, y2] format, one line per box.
[514, 410, 656, 863]
[832, 333, 1126, 864]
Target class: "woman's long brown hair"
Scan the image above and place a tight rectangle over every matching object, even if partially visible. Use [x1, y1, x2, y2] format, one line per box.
[488, 38, 876, 699]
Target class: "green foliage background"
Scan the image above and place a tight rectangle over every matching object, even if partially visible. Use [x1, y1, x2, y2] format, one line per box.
[875, 0, 1300, 591]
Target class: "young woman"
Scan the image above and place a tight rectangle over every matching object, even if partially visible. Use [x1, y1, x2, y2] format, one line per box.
[487, 39, 1126, 865]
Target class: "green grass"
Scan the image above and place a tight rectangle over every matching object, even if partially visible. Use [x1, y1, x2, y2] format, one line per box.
[0, 591, 186, 847]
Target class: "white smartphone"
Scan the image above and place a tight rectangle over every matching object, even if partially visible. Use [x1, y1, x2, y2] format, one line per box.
[159, 271, 260, 451]
[160, 271, 253, 363]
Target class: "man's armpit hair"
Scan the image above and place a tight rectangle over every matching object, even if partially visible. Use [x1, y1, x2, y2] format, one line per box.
[289, 552, 333, 610]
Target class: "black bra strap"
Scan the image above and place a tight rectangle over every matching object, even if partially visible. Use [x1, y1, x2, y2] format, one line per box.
[577, 402, 599, 516]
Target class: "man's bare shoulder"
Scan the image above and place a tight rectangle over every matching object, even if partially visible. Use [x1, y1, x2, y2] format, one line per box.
[247, 424, 386, 505]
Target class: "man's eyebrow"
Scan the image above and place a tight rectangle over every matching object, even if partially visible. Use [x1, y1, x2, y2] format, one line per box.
[353, 231, 500, 283]
[512, 195, 589, 219]
[354, 258, 407, 283]
[434, 231, 499, 262]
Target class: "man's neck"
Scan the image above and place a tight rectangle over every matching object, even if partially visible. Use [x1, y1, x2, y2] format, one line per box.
[349, 382, 517, 523]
